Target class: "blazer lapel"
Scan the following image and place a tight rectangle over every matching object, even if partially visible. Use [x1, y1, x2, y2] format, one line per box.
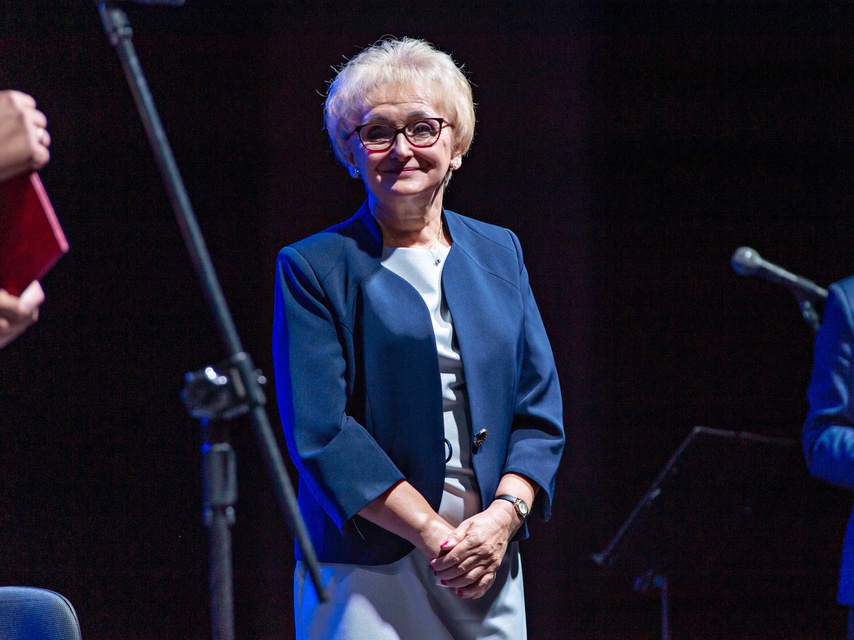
[442, 213, 523, 460]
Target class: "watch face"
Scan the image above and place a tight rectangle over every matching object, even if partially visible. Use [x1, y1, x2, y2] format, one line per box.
[516, 499, 529, 518]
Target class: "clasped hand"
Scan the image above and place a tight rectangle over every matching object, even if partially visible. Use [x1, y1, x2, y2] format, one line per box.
[0, 282, 45, 348]
[429, 502, 521, 600]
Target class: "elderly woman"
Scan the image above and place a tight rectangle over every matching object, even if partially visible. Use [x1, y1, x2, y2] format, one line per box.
[273, 37, 564, 639]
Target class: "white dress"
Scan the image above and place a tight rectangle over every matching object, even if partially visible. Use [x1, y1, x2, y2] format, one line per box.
[294, 243, 527, 640]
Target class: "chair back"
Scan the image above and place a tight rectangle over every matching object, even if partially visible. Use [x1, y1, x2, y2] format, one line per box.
[0, 587, 82, 640]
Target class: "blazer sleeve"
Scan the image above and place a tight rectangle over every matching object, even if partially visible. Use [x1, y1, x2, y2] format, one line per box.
[503, 231, 566, 521]
[804, 281, 854, 489]
[273, 246, 405, 529]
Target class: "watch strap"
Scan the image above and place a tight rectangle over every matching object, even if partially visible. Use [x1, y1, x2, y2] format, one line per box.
[495, 494, 529, 519]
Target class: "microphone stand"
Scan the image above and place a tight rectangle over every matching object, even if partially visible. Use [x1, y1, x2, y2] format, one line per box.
[97, 5, 326, 640]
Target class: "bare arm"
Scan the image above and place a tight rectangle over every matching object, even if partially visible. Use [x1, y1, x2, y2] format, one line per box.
[358, 480, 455, 559]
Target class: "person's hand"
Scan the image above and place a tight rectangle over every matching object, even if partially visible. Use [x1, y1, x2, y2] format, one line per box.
[429, 501, 521, 600]
[416, 516, 456, 561]
[0, 281, 45, 348]
[0, 90, 51, 183]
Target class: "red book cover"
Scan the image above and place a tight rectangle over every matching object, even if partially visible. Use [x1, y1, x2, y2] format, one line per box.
[0, 172, 68, 296]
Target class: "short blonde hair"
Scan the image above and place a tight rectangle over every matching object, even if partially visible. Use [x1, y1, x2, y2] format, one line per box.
[324, 37, 476, 168]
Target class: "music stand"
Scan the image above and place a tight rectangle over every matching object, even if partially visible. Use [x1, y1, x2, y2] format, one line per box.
[591, 426, 801, 639]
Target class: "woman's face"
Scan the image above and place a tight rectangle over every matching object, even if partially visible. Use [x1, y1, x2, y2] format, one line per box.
[347, 85, 460, 213]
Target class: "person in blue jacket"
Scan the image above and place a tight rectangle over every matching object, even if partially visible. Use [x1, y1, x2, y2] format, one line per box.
[804, 276, 854, 638]
[273, 37, 565, 639]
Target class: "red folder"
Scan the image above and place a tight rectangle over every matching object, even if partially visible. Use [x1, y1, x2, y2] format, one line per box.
[0, 172, 68, 296]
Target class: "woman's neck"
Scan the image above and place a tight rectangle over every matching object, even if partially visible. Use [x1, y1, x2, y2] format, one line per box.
[369, 193, 447, 248]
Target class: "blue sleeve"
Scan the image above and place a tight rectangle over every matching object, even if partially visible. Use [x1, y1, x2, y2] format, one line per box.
[804, 281, 854, 489]
[503, 231, 565, 521]
[273, 247, 405, 529]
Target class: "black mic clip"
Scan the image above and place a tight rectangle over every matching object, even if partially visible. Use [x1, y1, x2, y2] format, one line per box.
[790, 289, 822, 333]
[182, 352, 267, 423]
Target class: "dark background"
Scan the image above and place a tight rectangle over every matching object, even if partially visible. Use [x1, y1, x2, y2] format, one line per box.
[2, 1, 853, 638]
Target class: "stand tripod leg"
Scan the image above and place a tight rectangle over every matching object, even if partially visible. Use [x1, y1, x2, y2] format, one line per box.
[202, 423, 237, 640]
[209, 504, 234, 640]
[634, 570, 671, 640]
[653, 574, 670, 640]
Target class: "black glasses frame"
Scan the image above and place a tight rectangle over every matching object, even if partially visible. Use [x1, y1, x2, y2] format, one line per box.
[354, 117, 446, 152]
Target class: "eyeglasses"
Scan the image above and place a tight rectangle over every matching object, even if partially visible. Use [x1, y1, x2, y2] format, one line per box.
[354, 117, 446, 152]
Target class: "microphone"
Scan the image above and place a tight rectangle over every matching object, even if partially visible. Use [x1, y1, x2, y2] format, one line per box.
[731, 246, 828, 300]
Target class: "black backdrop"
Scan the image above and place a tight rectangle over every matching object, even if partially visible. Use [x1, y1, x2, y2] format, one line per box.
[2, 2, 854, 638]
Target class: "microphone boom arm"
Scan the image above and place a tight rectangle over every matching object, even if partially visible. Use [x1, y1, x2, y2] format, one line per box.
[97, 4, 326, 639]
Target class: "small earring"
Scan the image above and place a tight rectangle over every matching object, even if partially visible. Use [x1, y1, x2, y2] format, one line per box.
[351, 167, 360, 179]
[450, 158, 461, 170]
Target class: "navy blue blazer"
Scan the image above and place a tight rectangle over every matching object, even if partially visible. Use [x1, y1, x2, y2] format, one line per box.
[273, 203, 565, 565]
[804, 276, 854, 605]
